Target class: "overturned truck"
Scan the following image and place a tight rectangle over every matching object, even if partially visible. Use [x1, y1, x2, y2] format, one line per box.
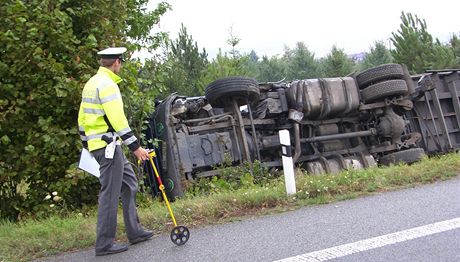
[146, 64, 460, 198]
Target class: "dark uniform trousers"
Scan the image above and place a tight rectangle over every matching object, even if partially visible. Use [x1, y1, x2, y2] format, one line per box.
[92, 145, 142, 251]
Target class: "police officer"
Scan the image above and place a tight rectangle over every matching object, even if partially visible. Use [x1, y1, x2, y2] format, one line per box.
[78, 47, 153, 256]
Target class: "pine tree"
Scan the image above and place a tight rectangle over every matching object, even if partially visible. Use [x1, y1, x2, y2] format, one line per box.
[200, 29, 251, 86]
[242, 50, 260, 78]
[449, 34, 460, 67]
[321, 45, 354, 77]
[431, 39, 456, 69]
[391, 12, 436, 73]
[359, 41, 393, 70]
[283, 42, 320, 80]
[256, 55, 287, 82]
[200, 49, 251, 87]
[227, 26, 241, 59]
[248, 50, 259, 62]
[163, 24, 209, 96]
[391, 12, 457, 73]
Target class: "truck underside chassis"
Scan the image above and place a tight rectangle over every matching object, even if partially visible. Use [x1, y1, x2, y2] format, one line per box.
[149, 64, 460, 198]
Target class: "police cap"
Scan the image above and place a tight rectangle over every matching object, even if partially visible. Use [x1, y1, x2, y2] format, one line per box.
[97, 47, 127, 60]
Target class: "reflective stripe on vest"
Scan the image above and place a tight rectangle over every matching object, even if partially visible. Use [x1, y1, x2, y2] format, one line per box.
[83, 108, 105, 115]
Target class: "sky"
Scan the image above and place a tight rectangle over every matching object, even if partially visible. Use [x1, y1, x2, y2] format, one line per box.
[145, 0, 460, 59]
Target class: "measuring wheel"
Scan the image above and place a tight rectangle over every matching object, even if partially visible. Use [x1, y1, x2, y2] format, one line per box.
[146, 151, 191, 246]
[170, 226, 190, 246]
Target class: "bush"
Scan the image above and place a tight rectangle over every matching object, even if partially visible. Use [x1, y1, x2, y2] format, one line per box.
[0, 0, 170, 220]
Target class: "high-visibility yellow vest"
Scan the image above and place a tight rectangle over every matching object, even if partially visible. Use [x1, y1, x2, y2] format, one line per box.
[78, 67, 139, 152]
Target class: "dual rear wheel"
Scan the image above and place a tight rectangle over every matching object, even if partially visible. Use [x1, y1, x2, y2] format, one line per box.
[356, 63, 409, 103]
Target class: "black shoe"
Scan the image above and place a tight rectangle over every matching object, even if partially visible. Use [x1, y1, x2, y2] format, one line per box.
[95, 243, 128, 256]
[130, 230, 154, 244]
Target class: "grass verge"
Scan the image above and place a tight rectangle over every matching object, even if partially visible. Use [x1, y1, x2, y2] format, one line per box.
[1, 153, 459, 261]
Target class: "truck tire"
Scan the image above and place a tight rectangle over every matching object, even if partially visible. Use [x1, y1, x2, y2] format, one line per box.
[356, 64, 405, 89]
[379, 148, 425, 166]
[361, 79, 408, 103]
[205, 77, 260, 107]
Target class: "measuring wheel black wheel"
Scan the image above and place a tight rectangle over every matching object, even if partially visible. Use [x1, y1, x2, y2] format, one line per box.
[170, 226, 190, 246]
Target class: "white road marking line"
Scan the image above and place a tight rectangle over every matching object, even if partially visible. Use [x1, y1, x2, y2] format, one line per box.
[274, 217, 460, 262]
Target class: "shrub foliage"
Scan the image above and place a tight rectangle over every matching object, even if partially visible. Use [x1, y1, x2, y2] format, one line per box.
[0, 0, 170, 220]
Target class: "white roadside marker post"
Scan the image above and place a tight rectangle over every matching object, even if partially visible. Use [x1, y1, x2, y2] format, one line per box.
[279, 129, 296, 195]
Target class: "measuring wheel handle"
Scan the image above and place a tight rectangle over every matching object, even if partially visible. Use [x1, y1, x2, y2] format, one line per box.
[170, 226, 190, 246]
[146, 154, 190, 246]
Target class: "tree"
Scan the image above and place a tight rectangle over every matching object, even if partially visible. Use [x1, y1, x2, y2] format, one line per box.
[431, 39, 457, 69]
[448, 34, 460, 67]
[0, 0, 170, 220]
[390, 11, 456, 73]
[283, 42, 320, 80]
[240, 50, 260, 79]
[200, 29, 251, 86]
[321, 45, 354, 77]
[163, 24, 209, 96]
[391, 12, 433, 73]
[248, 50, 259, 63]
[256, 55, 287, 82]
[227, 26, 241, 59]
[359, 41, 393, 70]
[200, 50, 251, 87]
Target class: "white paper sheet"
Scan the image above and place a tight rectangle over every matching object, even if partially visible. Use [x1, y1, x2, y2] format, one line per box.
[78, 148, 100, 177]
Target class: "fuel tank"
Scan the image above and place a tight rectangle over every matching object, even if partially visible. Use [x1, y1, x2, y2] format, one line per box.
[285, 77, 360, 120]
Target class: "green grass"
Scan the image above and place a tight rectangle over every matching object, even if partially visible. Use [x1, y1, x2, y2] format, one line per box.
[0, 214, 95, 261]
[1, 153, 459, 261]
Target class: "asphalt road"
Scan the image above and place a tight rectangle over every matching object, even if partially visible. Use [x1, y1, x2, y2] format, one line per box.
[41, 176, 460, 262]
